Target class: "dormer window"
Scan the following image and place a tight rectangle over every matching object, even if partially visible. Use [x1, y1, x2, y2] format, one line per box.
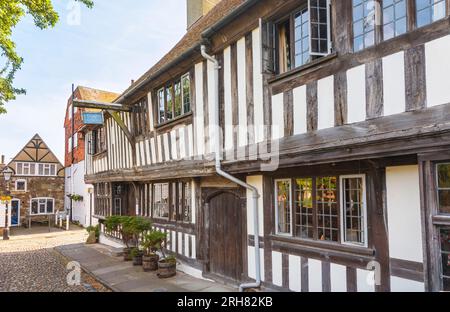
[157, 73, 191, 125]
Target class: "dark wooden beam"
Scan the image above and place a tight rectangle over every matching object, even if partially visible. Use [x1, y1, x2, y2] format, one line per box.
[73, 100, 131, 112]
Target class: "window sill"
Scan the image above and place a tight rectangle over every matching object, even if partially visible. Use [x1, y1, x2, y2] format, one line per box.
[268, 52, 338, 85]
[269, 235, 375, 258]
[155, 112, 193, 132]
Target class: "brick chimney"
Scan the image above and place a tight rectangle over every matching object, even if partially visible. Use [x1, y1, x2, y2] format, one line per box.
[1, 155, 4, 165]
[187, 0, 220, 30]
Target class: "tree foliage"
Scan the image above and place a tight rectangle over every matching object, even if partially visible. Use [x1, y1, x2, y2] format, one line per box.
[0, 0, 94, 113]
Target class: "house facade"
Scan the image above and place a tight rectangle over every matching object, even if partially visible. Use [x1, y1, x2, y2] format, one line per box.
[79, 0, 450, 292]
[64, 86, 119, 227]
[1, 134, 65, 227]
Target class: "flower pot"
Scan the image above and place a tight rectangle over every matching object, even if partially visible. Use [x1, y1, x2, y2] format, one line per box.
[123, 248, 132, 261]
[142, 254, 159, 272]
[132, 252, 144, 266]
[157, 259, 177, 278]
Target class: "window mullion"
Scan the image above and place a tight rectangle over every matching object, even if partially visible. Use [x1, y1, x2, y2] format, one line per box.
[375, 0, 383, 44]
[312, 177, 318, 240]
[290, 13, 296, 70]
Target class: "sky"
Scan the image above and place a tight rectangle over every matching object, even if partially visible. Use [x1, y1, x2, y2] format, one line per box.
[0, 0, 187, 163]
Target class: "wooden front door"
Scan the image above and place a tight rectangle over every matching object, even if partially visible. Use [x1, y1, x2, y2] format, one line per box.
[207, 190, 244, 283]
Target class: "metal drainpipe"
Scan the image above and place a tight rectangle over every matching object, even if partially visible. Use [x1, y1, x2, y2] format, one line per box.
[200, 45, 261, 292]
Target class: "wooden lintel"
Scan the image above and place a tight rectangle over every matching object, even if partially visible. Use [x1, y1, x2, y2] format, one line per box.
[73, 99, 131, 112]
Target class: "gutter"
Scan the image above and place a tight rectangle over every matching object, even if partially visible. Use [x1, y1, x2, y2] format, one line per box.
[200, 45, 261, 292]
[201, 0, 260, 39]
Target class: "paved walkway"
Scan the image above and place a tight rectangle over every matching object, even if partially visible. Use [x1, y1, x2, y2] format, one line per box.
[0, 226, 109, 292]
[55, 243, 236, 292]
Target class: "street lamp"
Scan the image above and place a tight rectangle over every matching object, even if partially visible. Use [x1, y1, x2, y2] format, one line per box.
[2, 167, 13, 240]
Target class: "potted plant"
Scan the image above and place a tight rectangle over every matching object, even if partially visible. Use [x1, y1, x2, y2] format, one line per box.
[85, 225, 99, 244]
[130, 247, 144, 266]
[119, 216, 135, 261]
[141, 230, 167, 272]
[158, 255, 177, 279]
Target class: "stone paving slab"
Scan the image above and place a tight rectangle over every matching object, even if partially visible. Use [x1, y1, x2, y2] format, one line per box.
[55, 243, 236, 293]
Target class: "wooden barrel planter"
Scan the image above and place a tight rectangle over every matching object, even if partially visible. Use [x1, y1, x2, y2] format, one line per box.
[157, 258, 177, 278]
[142, 254, 159, 272]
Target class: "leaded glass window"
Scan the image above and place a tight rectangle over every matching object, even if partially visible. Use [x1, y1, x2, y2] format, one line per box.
[383, 0, 407, 40]
[416, 0, 446, 28]
[353, 0, 376, 51]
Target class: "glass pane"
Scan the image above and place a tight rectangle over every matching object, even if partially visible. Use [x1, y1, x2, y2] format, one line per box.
[174, 80, 182, 118]
[166, 85, 173, 120]
[353, 0, 376, 51]
[316, 177, 338, 242]
[31, 200, 38, 215]
[438, 190, 450, 214]
[437, 164, 450, 214]
[342, 177, 365, 245]
[17, 163, 23, 175]
[438, 164, 450, 188]
[182, 75, 191, 114]
[158, 89, 165, 123]
[440, 228, 450, 291]
[295, 178, 313, 239]
[47, 200, 54, 214]
[276, 180, 291, 234]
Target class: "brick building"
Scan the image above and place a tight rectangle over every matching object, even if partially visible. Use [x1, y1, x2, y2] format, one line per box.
[64, 86, 119, 226]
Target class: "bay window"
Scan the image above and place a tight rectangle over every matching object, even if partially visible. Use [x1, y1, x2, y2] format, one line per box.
[275, 174, 368, 246]
[157, 73, 191, 125]
[30, 198, 54, 215]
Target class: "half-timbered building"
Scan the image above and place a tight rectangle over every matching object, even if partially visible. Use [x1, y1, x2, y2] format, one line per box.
[2, 134, 65, 227]
[78, 0, 450, 292]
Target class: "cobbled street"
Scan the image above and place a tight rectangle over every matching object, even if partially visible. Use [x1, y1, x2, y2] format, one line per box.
[0, 227, 110, 292]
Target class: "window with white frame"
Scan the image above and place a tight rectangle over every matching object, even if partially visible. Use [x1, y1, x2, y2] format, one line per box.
[16, 162, 56, 177]
[68, 136, 72, 153]
[275, 179, 292, 235]
[340, 175, 367, 246]
[30, 198, 55, 215]
[274, 174, 368, 246]
[15, 179, 27, 192]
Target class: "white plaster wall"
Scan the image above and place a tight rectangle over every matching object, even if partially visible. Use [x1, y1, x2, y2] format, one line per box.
[426, 35, 450, 107]
[317, 76, 335, 130]
[271, 93, 284, 140]
[390, 276, 425, 292]
[383, 51, 406, 116]
[272, 251, 283, 287]
[247, 246, 265, 282]
[347, 65, 366, 123]
[163, 133, 170, 161]
[330, 263, 347, 292]
[195, 62, 205, 156]
[178, 232, 183, 255]
[357, 269, 375, 292]
[246, 176, 264, 237]
[293, 85, 307, 135]
[252, 27, 265, 144]
[308, 259, 323, 292]
[289, 255, 302, 292]
[223, 46, 234, 151]
[386, 165, 424, 262]
[207, 60, 216, 153]
[237, 37, 248, 147]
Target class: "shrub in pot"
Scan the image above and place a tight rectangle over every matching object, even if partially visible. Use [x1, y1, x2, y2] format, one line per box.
[131, 247, 144, 266]
[141, 230, 167, 272]
[158, 255, 177, 279]
[85, 225, 99, 244]
[119, 216, 135, 261]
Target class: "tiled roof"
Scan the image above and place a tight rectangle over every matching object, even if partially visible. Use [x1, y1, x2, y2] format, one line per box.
[118, 0, 245, 101]
[77, 86, 120, 103]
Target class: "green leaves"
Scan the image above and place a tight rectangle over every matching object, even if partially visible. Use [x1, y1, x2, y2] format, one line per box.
[0, 0, 94, 113]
